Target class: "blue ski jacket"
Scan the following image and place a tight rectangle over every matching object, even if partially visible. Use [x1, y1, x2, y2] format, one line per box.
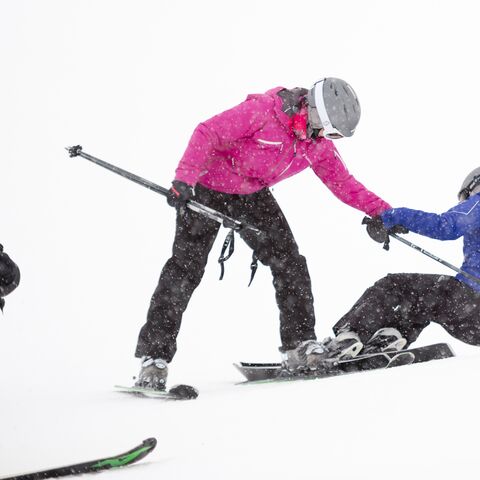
[381, 193, 480, 292]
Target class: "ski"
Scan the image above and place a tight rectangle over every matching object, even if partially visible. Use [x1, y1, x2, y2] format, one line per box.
[234, 343, 454, 383]
[115, 384, 199, 400]
[0, 437, 156, 480]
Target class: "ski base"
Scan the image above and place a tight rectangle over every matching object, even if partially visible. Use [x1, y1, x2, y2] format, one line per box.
[235, 343, 454, 383]
[115, 384, 199, 400]
[1, 438, 156, 480]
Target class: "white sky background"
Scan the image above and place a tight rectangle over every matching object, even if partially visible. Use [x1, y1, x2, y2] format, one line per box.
[2, 0, 480, 390]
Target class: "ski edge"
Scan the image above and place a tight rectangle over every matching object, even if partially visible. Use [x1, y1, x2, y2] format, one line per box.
[115, 385, 173, 398]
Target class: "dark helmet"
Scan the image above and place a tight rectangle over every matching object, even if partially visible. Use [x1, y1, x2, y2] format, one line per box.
[458, 167, 480, 201]
[0, 244, 20, 311]
[307, 77, 361, 138]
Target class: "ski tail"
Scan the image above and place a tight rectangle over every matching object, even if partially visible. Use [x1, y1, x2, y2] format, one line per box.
[1, 438, 157, 480]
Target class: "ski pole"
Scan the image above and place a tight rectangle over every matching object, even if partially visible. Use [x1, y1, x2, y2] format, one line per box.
[389, 232, 480, 285]
[65, 145, 261, 235]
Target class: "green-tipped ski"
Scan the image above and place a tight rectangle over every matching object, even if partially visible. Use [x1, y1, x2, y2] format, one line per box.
[0, 438, 156, 480]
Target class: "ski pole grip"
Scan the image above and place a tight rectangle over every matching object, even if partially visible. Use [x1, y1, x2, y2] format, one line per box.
[66, 145, 83, 157]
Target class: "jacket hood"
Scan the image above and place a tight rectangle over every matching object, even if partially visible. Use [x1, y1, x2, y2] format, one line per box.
[247, 87, 293, 130]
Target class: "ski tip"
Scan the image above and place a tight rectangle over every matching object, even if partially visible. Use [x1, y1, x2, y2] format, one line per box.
[169, 384, 199, 400]
[142, 437, 157, 453]
[143, 437, 158, 449]
[128, 438, 157, 463]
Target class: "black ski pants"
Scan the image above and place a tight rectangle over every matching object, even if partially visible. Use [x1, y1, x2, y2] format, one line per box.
[135, 185, 316, 362]
[333, 273, 480, 347]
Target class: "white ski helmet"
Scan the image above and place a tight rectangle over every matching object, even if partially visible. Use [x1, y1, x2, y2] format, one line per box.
[307, 78, 361, 138]
[458, 167, 480, 201]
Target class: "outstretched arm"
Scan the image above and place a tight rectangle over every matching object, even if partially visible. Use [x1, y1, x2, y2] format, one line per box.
[309, 140, 391, 216]
[381, 196, 480, 240]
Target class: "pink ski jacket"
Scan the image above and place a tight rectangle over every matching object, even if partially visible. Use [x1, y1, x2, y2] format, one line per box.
[175, 87, 391, 216]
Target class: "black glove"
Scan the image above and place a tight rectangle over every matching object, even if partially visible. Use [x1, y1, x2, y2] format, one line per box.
[166, 180, 194, 209]
[362, 216, 409, 250]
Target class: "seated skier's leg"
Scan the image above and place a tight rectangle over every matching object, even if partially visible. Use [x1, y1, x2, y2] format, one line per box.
[325, 273, 452, 358]
[431, 277, 480, 346]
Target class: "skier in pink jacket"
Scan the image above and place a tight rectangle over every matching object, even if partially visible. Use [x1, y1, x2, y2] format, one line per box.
[134, 78, 399, 390]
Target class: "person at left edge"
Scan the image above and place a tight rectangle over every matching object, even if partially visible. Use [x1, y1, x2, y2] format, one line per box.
[134, 78, 398, 389]
[0, 244, 20, 312]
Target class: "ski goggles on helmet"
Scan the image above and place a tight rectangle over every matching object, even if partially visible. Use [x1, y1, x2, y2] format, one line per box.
[307, 79, 345, 140]
[458, 173, 480, 201]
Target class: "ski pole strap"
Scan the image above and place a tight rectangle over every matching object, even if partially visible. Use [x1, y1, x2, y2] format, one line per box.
[218, 229, 235, 280]
[248, 252, 259, 287]
[382, 236, 390, 251]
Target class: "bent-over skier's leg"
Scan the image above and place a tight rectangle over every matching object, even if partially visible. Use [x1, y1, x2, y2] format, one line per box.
[234, 189, 316, 351]
[135, 206, 220, 362]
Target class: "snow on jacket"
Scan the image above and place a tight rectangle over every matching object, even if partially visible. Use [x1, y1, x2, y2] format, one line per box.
[174, 87, 391, 217]
[381, 194, 480, 292]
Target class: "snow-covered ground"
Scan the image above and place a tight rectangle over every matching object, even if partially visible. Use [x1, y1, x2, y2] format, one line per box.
[3, 354, 480, 480]
[3, 1, 480, 478]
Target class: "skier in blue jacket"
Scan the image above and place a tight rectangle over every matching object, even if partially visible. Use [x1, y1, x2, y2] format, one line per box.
[313, 167, 480, 363]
